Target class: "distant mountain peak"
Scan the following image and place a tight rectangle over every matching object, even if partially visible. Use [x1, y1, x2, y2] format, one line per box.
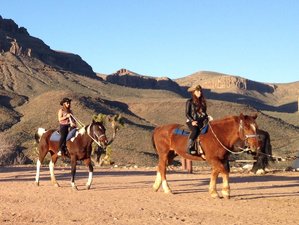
[114, 68, 137, 76]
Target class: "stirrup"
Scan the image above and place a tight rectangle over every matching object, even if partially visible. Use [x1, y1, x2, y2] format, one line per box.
[188, 149, 197, 155]
[196, 142, 206, 159]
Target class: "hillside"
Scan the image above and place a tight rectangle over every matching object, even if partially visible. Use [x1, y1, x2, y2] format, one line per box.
[176, 71, 299, 113]
[1, 16, 299, 168]
[104, 68, 186, 96]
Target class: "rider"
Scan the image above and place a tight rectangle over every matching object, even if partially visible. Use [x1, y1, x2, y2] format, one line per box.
[185, 84, 208, 155]
[57, 97, 76, 156]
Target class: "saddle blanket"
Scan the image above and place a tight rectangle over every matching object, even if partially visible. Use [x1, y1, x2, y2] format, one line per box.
[173, 124, 209, 136]
[50, 128, 77, 142]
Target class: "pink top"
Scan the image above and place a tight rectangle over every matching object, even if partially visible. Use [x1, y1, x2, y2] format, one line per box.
[59, 109, 73, 125]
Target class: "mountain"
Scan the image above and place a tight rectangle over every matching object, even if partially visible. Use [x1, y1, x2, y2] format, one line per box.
[104, 68, 187, 96]
[0, 15, 95, 77]
[0, 16, 299, 167]
[176, 71, 299, 113]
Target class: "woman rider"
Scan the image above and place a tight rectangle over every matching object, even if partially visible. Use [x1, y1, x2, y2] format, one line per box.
[185, 84, 208, 155]
[57, 97, 76, 156]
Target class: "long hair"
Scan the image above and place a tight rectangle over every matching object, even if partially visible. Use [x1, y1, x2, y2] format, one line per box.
[191, 91, 206, 113]
[62, 104, 71, 113]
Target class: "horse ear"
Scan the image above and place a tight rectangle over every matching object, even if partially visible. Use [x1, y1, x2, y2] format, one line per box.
[251, 112, 258, 120]
[239, 113, 245, 120]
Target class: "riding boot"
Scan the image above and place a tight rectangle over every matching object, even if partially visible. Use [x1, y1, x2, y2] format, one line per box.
[186, 139, 196, 155]
[57, 145, 66, 157]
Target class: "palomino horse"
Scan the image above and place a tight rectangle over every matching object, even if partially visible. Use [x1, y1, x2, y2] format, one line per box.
[152, 113, 261, 199]
[35, 120, 108, 190]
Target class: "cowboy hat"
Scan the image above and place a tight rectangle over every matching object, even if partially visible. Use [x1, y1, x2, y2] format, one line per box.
[60, 97, 72, 106]
[187, 84, 203, 92]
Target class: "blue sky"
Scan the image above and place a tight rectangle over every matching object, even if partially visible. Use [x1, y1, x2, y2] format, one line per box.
[1, 0, 298, 83]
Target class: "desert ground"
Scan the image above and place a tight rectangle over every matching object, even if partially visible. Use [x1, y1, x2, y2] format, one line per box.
[0, 165, 298, 225]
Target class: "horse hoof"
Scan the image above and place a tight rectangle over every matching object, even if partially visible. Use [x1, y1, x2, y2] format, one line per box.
[86, 185, 91, 190]
[164, 189, 173, 194]
[223, 195, 230, 200]
[72, 186, 78, 191]
[152, 185, 160, 192]
[54, 183, 60, 188]
[35, 181, 39, 186]
[210, 192, 220, 199]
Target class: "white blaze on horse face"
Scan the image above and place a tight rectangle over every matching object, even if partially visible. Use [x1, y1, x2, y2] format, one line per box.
[250, 123, 256, 133]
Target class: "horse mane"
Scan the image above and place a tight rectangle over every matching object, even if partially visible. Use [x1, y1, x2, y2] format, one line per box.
[210, 115, 239, 125]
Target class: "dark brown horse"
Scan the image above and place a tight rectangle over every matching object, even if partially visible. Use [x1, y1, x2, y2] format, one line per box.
[152, 113, 261, 199]
[35, 120, 108, 190]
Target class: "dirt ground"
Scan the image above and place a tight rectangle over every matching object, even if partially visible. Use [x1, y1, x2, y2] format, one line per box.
[0, 165, 298, 225]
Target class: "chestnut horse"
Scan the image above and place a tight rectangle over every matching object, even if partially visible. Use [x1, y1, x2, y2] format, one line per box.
[35, 120, 108, 190]
[152, 113, 261, 199]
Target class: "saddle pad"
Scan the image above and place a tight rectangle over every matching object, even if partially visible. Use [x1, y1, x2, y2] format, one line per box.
[173, 128, 190, 136]
[50, 128, 77, 142]
[173, 124, 209, 136]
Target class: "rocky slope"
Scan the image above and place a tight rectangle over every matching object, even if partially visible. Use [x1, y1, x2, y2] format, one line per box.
[0, 15, 94, 77]
[105, 68, 187, 96]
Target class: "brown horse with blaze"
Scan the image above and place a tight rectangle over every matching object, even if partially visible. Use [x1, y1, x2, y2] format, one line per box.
[35, 120, 108, 190]
[152, 113, 261, 199]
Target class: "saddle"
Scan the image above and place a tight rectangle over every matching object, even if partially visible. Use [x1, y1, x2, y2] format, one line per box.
[49, 127, 78, 142]
[173, 123, 209, 158]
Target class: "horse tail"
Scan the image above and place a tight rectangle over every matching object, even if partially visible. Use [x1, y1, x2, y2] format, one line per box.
[35, 128, 46, 144]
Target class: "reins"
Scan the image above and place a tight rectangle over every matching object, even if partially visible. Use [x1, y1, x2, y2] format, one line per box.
[70, 114, 105, 147]
[208, 121, 253, 155]
[254, 151, 299, 162]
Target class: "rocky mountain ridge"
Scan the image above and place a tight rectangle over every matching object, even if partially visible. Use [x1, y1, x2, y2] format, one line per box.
[0, 15, 95, 77]
[105, 68, 187, 96]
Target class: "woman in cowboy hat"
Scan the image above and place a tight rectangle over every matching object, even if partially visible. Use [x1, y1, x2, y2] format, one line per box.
[185, 84, 208, 155]
[57, 97, 76, 156]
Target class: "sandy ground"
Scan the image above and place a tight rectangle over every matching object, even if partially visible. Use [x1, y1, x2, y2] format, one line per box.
[0, 165, 299, 225]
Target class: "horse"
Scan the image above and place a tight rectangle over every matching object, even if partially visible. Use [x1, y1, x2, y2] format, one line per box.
[152, 113, 261, 199]
[251, 129, 272, 174]
[34, 119, 108, 190]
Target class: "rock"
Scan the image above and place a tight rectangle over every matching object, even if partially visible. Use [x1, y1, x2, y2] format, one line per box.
[106, 68, 186, 96]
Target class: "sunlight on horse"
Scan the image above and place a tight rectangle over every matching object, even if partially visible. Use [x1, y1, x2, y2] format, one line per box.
[34, 120, 108, 190]
[152, 113, 261, 199]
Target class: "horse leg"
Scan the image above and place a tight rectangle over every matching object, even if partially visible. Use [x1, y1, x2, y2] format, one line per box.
[153, 169, 162, 192]
[209, 168, 220, 198]
[35, 158, 41, 186]
[84, 158, 93, 190]
[35, 144, 48, 186]
[221, 172, 230, 199]
[70, 156, 78, 190]
[154, 152, 172, 194]
[49, 153, 60, 187]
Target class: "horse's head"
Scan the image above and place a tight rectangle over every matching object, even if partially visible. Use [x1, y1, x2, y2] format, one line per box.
[238, 113, 261, 152]
[89, 120, 108, 148]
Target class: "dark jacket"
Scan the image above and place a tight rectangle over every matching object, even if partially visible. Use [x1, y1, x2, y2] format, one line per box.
[185, 98, 207, 122]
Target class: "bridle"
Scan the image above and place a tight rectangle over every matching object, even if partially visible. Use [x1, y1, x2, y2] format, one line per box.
[208, 118, 260, 155]
[238, 119, 260, 149]
[87, 123, 107, 148]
